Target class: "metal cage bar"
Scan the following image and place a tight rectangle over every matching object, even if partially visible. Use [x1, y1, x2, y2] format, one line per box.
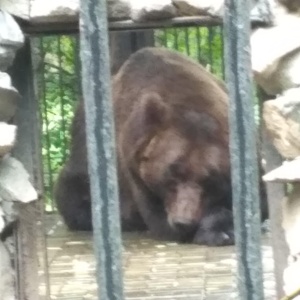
[223, 0, 264, 300]
[79, 0, 124, 299]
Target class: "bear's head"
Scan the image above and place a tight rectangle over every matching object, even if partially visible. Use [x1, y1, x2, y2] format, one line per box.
[122, 93, 231, 234]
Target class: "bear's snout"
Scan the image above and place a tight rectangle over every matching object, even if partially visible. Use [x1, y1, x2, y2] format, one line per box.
[166, 183, 202, 230]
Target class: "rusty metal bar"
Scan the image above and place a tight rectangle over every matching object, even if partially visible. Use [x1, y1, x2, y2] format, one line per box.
[223, 0, 265, 299]
[79, 0, 124, 299]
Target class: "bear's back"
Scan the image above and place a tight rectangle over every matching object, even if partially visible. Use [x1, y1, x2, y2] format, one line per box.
[112, 47, 229, 139]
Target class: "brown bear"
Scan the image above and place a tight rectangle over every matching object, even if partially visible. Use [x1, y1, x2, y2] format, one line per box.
[54, 47, 268, 246]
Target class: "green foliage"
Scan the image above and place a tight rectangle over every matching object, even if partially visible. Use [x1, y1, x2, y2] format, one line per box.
[155, 27, 224, 79]
[36, 35, 80, 211]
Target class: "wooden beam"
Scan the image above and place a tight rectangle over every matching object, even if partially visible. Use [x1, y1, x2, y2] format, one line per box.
[19, 16, 223, 35]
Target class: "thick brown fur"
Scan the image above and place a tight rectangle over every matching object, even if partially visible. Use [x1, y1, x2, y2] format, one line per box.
[54, 96, 145, 232]
[54, 101, 92, 231]
[54, 47, 268, 246]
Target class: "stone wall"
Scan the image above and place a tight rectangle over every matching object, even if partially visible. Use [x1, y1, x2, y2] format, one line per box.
[252, 0, 300, 298]
[2, 0, 271, 24]
[0, 10, 38, 300]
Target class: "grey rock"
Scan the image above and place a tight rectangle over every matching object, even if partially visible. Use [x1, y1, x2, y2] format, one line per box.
[0, 156, 37, 204]
[263, 88, 300, 159]
[284, 259, 300, 300]
[0, 206, 4, 233]
[251, 14, 300, 95]
[4, 237, 14, 257]
[281, 182, 300, 299]
[0, 0, 30, 20]
[0, 123, 17, 157]
[131, 0, 177, 22]
[0, 241, 15, 300]
[263, 157, 300, 182]
[1, 200, 17, 226]
[283, 184, 300, 257]
[108, 0, 131, 20]
[250, 0, 273, 24]
[30, 0, 131, 22]
[172, 0, 272, 21]
[30, 0, 79, 23]
[0, 47, 17, 71]
[173, 0, 223, 17]
[0, 11, 24, 71]
[0, 72, 20, 122]
[0, 11, 24, 47]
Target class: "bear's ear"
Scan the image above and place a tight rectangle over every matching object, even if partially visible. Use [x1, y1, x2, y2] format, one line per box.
[124, 93, 169, 154]
[140, 93, 168, 126]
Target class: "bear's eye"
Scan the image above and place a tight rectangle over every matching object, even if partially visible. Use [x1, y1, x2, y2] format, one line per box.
[140, 156, 150, 162]
[197, 176, 207, 187]
[169, 162, 181, 175]
[169, 162, 189, 180]
[165, 179, 177, 190]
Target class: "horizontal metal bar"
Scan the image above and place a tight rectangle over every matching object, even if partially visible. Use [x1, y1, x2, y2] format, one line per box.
[19, 15, 268, 35]
[79, 0, 124, 299]
[20, 16, 221, 35]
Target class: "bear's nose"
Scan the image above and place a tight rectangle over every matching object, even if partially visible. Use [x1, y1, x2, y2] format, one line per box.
[173, 221, 195, 233]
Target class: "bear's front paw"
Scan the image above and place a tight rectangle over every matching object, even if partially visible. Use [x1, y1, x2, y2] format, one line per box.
[193, 228, 234, 246]
[193, 207, 235, 246]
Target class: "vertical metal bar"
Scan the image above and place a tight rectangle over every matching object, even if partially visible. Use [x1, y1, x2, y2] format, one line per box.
[74, 34, 82, 99]
[163, 29, 168, 47]
[135, 30, 155, 50]
[110, 30, 154, 75]
[196, 27, 202, 63]
[79, 1, 124, 300]
[130, 32, 138, 52]
[220, 27, 225, 80]
[184, 27, 190, 55]
[208, 27, 214, 72]
[57, 36, 67, 162]
[174, 28, 179, 50]
[223, 0, 264, 299]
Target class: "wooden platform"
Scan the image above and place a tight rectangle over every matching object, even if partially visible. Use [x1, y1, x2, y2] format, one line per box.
[38, 215, 276, 300]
